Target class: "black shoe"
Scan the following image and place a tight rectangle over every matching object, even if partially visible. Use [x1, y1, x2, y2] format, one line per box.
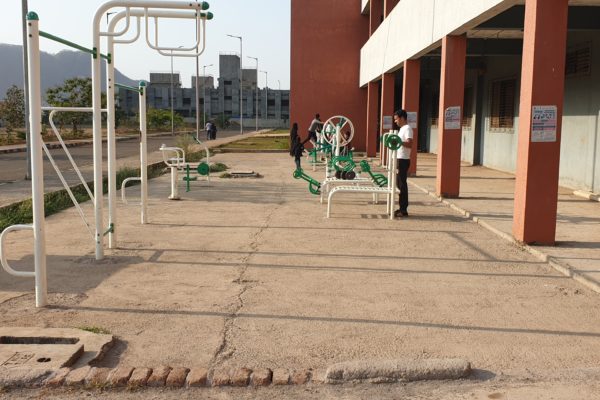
[394, 210, 409, 217]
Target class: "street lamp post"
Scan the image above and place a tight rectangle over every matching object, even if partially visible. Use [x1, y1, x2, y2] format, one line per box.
[202, 64, 213, 132]
[248, 56, 258, 132]
[21, 0, 31, 180]
[170, 45, 183, 136]
[227, 34, 243, 134]
[261, 70, 268, 119]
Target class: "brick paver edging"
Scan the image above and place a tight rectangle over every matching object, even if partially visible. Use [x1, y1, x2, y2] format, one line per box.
[0, 358, 471, 390]
[408, 179, 600, 295]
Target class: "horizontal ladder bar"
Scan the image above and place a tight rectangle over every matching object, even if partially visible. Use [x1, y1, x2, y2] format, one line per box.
[115, 83, 143, 94]
[39, 31, 111, 63]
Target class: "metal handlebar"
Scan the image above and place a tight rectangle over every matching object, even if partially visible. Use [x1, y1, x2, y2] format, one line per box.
[121, 177, 142, 205]
[0, 225, 35, 278]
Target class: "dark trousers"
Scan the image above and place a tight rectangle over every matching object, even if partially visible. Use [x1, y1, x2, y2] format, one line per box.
[396, 159, 411, 213]
[295, 157, 301, 170]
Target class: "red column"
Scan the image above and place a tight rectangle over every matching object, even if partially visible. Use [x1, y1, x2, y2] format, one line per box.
[513, 0, 568, 245]
[380, 73, 395, 160]
[384, 0, 400, 16]
[366, 81, 379, 157]
[403, 59, 421, 176]
[436, 35, 466, 198]
[370, 0, 384, 35]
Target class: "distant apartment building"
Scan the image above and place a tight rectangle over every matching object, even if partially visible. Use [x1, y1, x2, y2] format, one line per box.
[117, 54, 289, 129]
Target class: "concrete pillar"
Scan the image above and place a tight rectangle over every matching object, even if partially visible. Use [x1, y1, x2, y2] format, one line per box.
[380, 73, 395, 162]
[513, 0, 569, 245]
[403, 59, 421, 176]
[370, 0, 384, 35]
[384, 0, 400, 16]
[366, 81, 379, 157]
[436, 35, 466, 198]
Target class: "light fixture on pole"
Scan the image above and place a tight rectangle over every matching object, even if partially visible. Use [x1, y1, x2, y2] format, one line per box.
[248, 56, 258, 132]
[261, 70, 268, 119]
[170, 45, 183, 136]
[202, 64, 213, 131]
[226, 34, 243, 134]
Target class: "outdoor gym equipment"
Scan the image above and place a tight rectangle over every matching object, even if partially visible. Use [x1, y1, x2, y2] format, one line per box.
[0, 1, 214, 307]
[105, 5, 213, 251]
[326, 133, 402, 219]
[321, 115, 354, 157]
[293, 169, 322, 195]
[359, 160, 388, 188]
[159, 144, 210, 199]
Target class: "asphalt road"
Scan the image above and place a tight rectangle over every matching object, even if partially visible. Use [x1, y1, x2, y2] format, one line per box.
[0, 131, 241, 184]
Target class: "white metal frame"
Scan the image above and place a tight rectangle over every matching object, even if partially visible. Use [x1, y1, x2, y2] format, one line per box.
[103, 5, 210, 251]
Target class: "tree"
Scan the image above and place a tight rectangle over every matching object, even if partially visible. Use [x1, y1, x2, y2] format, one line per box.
[0, 86, 25, 140]
[146, 108, 184, 130]
[45, 77, 106, 133]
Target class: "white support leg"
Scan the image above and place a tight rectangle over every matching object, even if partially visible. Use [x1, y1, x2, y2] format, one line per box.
[139, 82, 148, 223]
[107, 38, 117, 248]
[26, 13, 47, 307]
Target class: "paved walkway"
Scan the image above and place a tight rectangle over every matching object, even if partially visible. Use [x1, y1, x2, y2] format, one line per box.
[409, 153, 600, 293]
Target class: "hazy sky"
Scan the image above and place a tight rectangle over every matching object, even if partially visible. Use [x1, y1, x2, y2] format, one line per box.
[0, 0, 291, 89]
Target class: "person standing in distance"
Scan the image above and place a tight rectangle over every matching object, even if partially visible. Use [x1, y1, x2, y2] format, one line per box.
[307, 113, 322, 147]
[393, 110, 413, 217]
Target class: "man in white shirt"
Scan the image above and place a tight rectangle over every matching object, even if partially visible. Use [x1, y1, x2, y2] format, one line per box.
[393, 109, 413, 217]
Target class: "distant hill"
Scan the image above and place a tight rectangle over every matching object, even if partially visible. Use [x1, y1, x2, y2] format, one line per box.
[0, 43, 139, 98]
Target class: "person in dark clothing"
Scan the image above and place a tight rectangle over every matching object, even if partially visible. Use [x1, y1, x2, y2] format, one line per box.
[291, 135, 305, 170]
[289, 123, 299, 156]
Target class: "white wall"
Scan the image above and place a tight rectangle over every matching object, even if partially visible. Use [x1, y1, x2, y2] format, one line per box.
[360, 0, 519, 86]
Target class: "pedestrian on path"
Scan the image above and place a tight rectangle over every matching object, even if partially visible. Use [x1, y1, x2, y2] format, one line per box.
[291, 134, 306, 171]
[205, 121, 213, 141]
[289, 122, 299, 156]
[393, 109, 413, 217]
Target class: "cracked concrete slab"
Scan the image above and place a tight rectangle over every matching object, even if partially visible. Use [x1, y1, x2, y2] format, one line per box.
[1, 152, 600, 392]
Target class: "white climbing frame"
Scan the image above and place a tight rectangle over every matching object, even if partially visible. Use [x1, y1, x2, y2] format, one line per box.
[98, 2, 211, 253]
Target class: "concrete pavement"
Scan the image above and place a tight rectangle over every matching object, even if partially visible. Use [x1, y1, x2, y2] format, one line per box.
[1, 151, 600, 396]
[409, 153, 600, 294]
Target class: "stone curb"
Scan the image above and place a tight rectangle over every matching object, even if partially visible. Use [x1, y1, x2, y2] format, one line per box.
[408, 179, 600, 295]
[0, 358, 472, 390]
[0, 136, 138, 155]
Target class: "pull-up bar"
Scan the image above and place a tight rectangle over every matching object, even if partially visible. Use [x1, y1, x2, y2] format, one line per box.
[115, 82, 143, 94]
[39, 30, 112, 63]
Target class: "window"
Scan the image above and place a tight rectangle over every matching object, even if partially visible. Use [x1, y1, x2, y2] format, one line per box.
[183, 98, 191, 106]
[268, 99, 276, 106]
[489, 78, 516, 130]
[281, 99, 289, 107]
[566, 42, 591, 78]
[224, 80, 232, 85]
[462, 86, 473, 129]
[225, 96, 232, 100]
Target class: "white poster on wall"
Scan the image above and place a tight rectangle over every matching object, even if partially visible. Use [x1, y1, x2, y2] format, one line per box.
[407, 112, 418, 129]
[531, 105, 557, 142]
[444, 106, 461, 130]
[383, 116, 393, 130]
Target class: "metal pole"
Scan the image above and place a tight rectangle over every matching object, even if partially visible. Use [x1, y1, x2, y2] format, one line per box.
[106, 33, 117, 248]
[239, 38, 243, 134]
[195, 47, 200, 139]
[26, 12, 48, 307]
[261, 71, 268, 119]
[248, 56, 258, 132]
[139, 82, 148, 224]
[21, 0, 31, 181]
[203, 66, 206, 129]
[170, 49, 174, 135]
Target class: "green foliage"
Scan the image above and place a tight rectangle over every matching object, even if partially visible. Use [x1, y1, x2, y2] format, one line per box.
[210, 162, 228, 173]
[45, 77, 107, 133]
[78, 326, 111, 335]
[147, 108, 184, 130]
[0, 85, 25, 138]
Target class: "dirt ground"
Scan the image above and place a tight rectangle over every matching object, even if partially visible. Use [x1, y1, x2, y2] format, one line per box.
[1, 152, 600, 397]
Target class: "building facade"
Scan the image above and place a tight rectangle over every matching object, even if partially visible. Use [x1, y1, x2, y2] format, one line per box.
[118, 54, 290, 128]
[291, 0, 600, 245]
